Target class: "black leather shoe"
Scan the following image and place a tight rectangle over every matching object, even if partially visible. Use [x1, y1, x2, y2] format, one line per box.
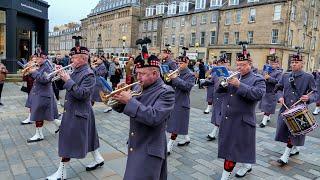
[259, 123, 265, 128]
[277, 159, 287, 165]
[207, 135, 216, 141]
[235, 168, 252, 178]
[27, 138, 43, 143]
[86, 161, 104, 171]
[21, 121, 32, 125]
[177, 141, 190, 146]
[289, 151, 299, 157]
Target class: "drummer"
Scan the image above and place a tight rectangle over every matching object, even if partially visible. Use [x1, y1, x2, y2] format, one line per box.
[274, 52, 318, 165]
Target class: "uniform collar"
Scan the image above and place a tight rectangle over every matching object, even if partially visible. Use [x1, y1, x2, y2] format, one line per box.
[74, 64, 89, 73]
[142, 78, 163, 93]
[292, 70, 304, 77]
[240, 70, 252, 79]
[179, 67, 189, 75]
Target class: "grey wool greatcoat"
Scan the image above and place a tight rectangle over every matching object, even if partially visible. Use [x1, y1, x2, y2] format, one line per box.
[91, 63, 107, 102]
[162, 59, 178, 71]
[113, 78, 175, 180]
[217, 71, 266, 163]
[259, 68, 282, 114]
[275, 71, 318, 146]
[166, 68, 195, 135]
[202, 75, 224, 125]
[25, 62, 59, 121]
[205, 78, 215, 103]
[58, 64, 100, 158]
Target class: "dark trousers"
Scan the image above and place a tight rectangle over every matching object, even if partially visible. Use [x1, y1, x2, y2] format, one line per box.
[0, 83, 3, 100]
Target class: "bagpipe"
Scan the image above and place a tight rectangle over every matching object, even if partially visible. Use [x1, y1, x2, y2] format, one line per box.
[263, 64, 273, 74]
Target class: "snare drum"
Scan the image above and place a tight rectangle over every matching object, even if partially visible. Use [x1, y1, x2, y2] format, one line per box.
[281, 104, 318, 136]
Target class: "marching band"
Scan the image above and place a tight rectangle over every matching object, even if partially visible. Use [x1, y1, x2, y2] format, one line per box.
[16, 37, 320, 180]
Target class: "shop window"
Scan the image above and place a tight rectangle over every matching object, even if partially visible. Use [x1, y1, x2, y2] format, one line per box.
[0, 11, 6, 60]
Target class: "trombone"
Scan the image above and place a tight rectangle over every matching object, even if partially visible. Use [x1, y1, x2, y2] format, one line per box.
[99, 81, 143, 106]
[164, 68, 180, 82]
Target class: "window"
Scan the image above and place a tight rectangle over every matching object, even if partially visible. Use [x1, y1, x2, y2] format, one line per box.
[235, 10, 242, 23]
[224, 32, 229, 44]
[179, 35, 185, 46]
[195, 0, 206, 10]
[210, 31, 216, 45]
[211, 12, 218, 23]
[191, 16, 197, 26]
[163, 36, 168, 46]
[288, 29, 293, 46]
[181, 17, 185, 26]
[225, 11, 232, 25]
[148, 21, 152, 31]
[172, 18, 176, 28]
[271, 29, 279, 44]
[179, 1, 189, 13]
[229, 0, 239, 5]
[304, 11, 308, 26]
[145, 8, 155, 17]
[153, 20, 158, 30]
[248, 0, 259, 2]
[171, 34, 176, 46]
[312, 36, 316, 50]
[247, 31, 254, 44]
[273, 5, 282, 21]
[153, 35, 157, 47]
[234, 32, 240, 45]
[201, 15, 207, 24]
[191, 33, 196, 46]
[211, 0, 222, 7]
[0, 11, 6, 60]
[302, 33, 305, 49]
[311, 0, 315, 7]
[200, 32, 206, 46]
[143, 22, 147, 31]
[168, 2, 177, 15]
[165, 20, 169, 28]
[249, 8, 256, 22]
[156, 4, 165, 15]
[291, 5, 296, 21]
[313, 17, 318, 29]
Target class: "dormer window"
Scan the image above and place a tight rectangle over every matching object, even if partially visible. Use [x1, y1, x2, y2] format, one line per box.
[229, 0, 239, 6]
[146, 7, 155, 17]
[156, 4, 166, 15]
[210, 0, 222, 7]
[168, 2, 177, 15]
[195, 0, 206, 10]
[179, 1, 189, 13]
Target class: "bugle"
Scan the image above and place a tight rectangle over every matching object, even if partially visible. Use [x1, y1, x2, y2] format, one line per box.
[164, 68, 180, 82]
[46, 64, 74, 81]
[220, 71, 240, 87]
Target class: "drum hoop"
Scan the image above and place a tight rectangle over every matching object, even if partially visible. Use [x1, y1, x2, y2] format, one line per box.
[291, 122, 318, 136]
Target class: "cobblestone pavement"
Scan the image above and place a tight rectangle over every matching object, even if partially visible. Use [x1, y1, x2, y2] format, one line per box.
[0, 82, 320, 180]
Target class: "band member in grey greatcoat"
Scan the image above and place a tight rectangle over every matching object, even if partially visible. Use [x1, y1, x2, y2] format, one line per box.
[112, 53, 175, 180]
[166, 54, 195, 155]
[217, 45, 266, 180]
[91, 55, 107, 105]
[275, 52, 318, 165]
[26, 52, 59, 143]
[259, 57, 282, 127]
[46, 46, 104, 180]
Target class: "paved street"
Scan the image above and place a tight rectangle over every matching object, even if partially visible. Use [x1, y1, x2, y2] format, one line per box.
[0, 82, 320, 180]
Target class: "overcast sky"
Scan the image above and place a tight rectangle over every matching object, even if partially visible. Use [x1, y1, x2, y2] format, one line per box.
[46, 0, 100, 31]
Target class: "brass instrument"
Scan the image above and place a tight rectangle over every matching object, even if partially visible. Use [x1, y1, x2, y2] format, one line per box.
[164, 68, 180, 82]
[99, 81, 143, 106]
[46, 64, 74, 81]
[21, 62, 38, 76]
[220, 71, 240, 87]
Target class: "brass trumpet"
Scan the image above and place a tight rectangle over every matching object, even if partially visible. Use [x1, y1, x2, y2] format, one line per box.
[220, 71, 240, 87]
[21, 62, 38, 76]
[99, 81, 143, 106]
[164, 68, 180, 82]
[46, 64, 74, 81]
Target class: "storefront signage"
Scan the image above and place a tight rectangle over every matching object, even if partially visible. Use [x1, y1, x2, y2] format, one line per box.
[20, 3, 42, 13]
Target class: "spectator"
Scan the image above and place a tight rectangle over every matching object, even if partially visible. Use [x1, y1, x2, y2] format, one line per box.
[0, 62, 8, 106]
[109, 57, 122, 90]
[125, 56, 134, 84]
